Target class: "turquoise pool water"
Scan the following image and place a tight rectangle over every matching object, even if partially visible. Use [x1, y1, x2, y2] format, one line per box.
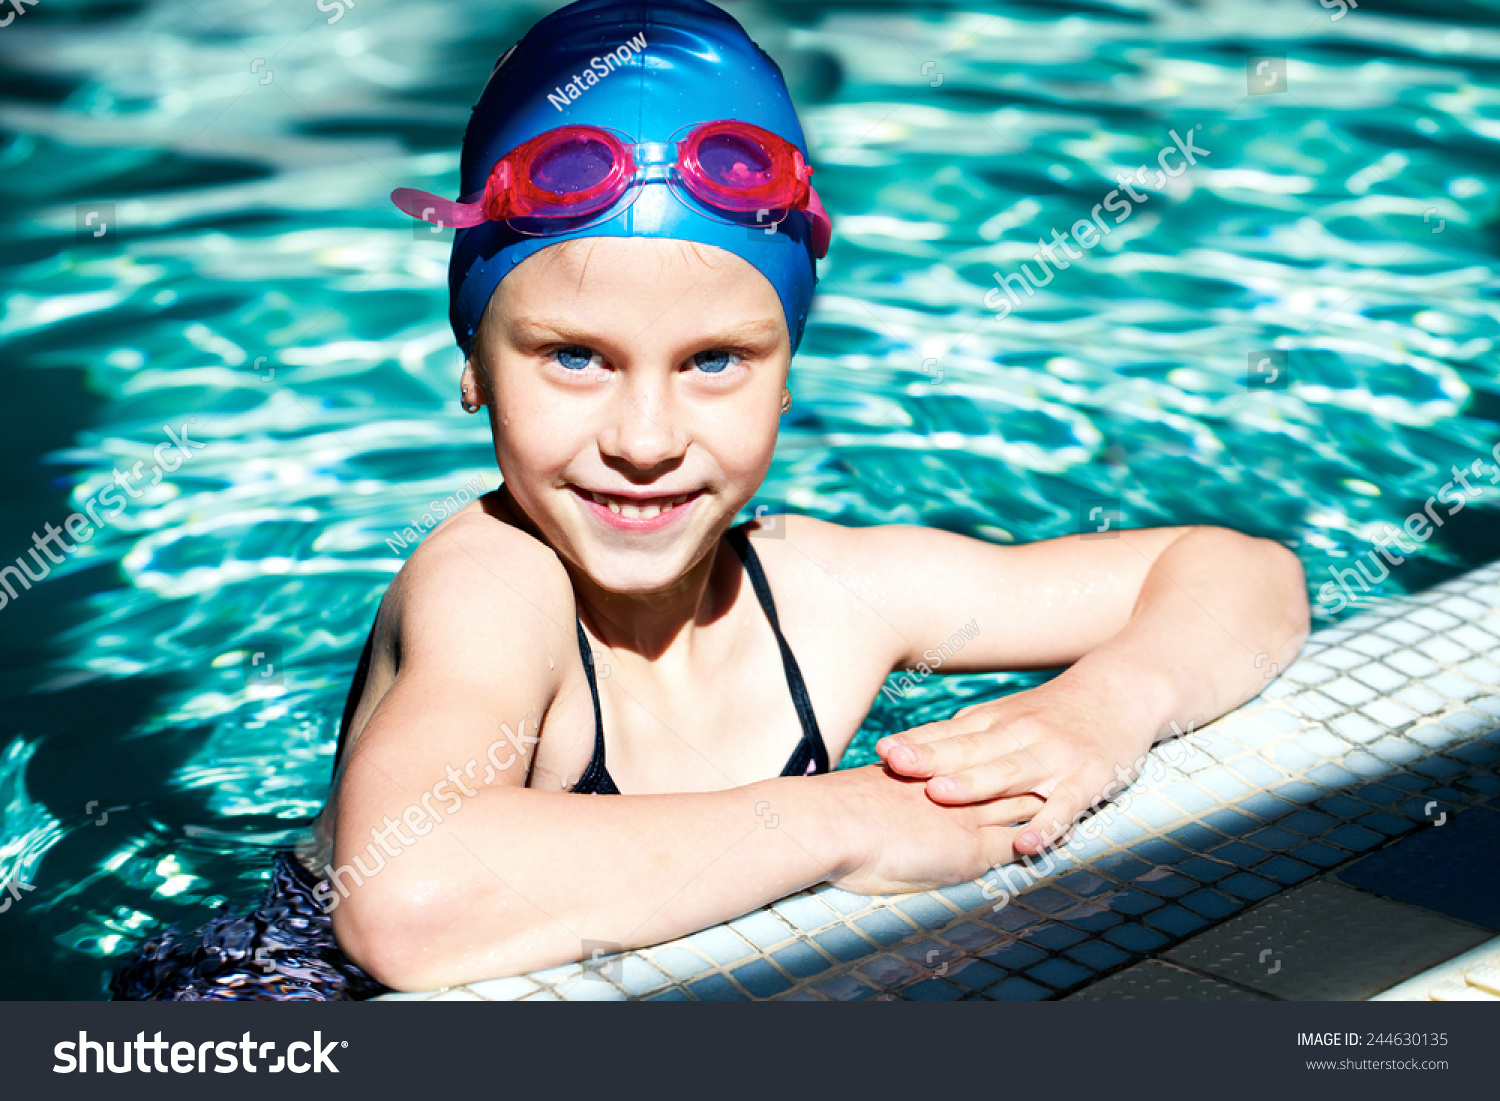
[1, 0, 1497, 998]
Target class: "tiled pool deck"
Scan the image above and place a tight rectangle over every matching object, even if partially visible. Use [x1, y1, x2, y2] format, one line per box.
[378, 559, 1500, 1002]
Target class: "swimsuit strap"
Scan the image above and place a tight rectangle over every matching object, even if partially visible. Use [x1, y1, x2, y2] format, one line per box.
[572, 522, 829, 794]
[572, 618, 620, 795]
[724, 525, 831, 775]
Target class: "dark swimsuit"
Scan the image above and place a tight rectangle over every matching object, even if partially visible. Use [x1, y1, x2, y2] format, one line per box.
[571, 522, 829, 793]
[112, 522, 827, 999]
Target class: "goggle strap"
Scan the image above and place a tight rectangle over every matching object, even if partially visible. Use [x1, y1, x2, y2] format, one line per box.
[805, 186, 831, 259]
[391, 187, 491, 230]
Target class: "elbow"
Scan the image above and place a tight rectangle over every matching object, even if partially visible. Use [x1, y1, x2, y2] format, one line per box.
[329, 866, 461, 992]
[326, 857, 563, 993]
[1251, 534, 1311, 652]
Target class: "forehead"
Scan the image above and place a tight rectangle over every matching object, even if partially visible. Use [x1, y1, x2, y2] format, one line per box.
[490, 236, 786, 341]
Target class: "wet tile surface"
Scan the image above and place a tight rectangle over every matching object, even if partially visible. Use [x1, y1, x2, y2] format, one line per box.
[1161, 880, 1490, 1001]
[1065, 959, 1271, 1001]
[1335, 806, 1500, 932]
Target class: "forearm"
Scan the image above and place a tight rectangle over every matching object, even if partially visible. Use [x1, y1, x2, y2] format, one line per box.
[1062, 528, 1310, 743]
[331, 772, 857, 991]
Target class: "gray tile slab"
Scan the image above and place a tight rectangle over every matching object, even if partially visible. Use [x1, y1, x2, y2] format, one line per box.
[1162, 879, 1491, 1000]
[1065, 959, 1272, 1001]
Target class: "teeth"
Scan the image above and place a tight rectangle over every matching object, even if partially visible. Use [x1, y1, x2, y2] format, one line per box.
[586, 490, 689, 519]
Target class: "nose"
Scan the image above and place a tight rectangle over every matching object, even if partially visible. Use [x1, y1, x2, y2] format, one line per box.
[598, 379, 687, 474]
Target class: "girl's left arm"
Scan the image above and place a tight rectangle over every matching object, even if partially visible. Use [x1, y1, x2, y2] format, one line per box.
[792, 520, 1310, 857]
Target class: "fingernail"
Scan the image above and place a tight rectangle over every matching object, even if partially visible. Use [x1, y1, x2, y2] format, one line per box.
[894, 745, 920, 770]
[1018, 830, 1040, 851]
[929, 776, 958, 798]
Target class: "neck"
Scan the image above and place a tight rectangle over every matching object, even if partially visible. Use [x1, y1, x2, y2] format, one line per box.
[495, 482, 737, 664]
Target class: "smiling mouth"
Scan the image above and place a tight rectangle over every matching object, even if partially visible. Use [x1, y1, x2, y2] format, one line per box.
[573, 486, 701, 520]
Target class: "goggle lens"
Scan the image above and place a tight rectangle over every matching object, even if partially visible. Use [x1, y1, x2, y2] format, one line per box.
[697, 131, 774, 191]
[532, 134, 618, 195]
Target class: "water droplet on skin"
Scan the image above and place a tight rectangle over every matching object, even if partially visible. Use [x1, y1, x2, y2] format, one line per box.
[548, 655, 554, 669]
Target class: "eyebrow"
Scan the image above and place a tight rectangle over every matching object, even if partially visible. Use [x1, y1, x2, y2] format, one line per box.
[510, 317, 784, 349]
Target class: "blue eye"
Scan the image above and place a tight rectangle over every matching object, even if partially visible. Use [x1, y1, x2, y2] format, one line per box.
[553, 346, 598, 371]
[692, 350, 738, 373]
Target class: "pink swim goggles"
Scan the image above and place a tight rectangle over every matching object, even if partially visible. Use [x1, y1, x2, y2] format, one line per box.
[392, 119, 831, 258]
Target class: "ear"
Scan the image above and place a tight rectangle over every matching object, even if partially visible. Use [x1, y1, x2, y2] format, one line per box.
[460, 357, 485, 410]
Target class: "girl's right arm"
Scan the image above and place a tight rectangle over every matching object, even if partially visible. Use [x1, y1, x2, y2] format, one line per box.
[328, 515, 1031, 992]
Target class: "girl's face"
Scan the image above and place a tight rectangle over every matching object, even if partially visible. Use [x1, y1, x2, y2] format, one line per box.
[465, 236, 790, 595]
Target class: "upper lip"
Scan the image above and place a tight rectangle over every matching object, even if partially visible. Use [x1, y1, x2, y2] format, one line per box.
[570, 484, 702, 503]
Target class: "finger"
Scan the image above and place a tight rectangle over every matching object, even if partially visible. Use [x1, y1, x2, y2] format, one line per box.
[1014, 778, 1089, 855]
[971, 793, 1045, 827]
[878, 726, 987, 777]
[925, 752, 1049, 805]
[874, 715, 988, 770]
[882, 718, 1047, 779]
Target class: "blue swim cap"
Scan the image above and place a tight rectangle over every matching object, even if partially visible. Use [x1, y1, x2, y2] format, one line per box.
[447, 0, 823, 358]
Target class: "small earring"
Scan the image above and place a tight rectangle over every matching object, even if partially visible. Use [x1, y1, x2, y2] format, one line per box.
[780, 389, 792, 414]
[461, 397, 481, 414]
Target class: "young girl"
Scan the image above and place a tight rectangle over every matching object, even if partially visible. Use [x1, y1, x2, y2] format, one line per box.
[115, 0, 1307, 1000]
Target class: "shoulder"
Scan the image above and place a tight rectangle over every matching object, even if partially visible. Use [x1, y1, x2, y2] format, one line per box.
[384, 492, 577, 680]
[744, 512, 958, 578]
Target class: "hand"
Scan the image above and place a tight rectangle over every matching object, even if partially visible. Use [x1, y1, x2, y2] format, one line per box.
[875, 675, 1157, 857]
[823, 765, 1043, 895]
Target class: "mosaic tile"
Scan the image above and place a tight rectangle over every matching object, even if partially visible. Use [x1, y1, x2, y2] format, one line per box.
[1064, 938, 1133, 971]
[555, 976, 628, 1001]
[1361, 697, 1419, 729]
[731, 959, 793, 997]
[1026, 957, 1094, 990]
[904, 978, 965, 1000]
[982, 939, 1047, 971]
[774, 894, 838, 933]
[812, 924, 877, 963]
[1142, 906, 1212, 937]
[1103, 923, 1170, 953]
[895, 893, 960, 929]
[729, 910, 795, 950]
[687, 972, 747, 1001]
[856, 954, 921, 986]
[772, 940, 835, 979]
[941, 921, 1005, 953]
[1384, 649, 1440, 677]
[1350, 662, 1405, 692]
[854, 909, 920, 946]
[1179, 888, 1243, 920]
[813, 974, 877, 1001]
[652, 946, 716, 981]
[981, 976, 1052, 1001]
[461, 975, 538, 1000]
[943, 957, 1005, 990]
[686, 925, 757, 966]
